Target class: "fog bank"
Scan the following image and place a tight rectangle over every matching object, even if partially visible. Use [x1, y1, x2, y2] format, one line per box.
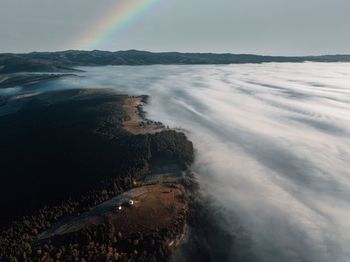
[8, 62, 350, 261]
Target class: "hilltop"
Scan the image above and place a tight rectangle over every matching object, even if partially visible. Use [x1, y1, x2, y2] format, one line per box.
[0, 88, 195, 261]
[1, 50, 350, 74]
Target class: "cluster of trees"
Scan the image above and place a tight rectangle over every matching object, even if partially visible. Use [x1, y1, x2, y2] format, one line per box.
[0, 89, 129, 224]
[0, 89, 194, 261]
[33, 225, 178, 261]
[0, 174, 125, 261]
[32, 213, 186, 262]
[0, 172, 190, 261]
[150, 131, 194, 166]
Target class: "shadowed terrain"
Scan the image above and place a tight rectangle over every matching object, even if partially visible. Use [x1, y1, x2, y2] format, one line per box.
[0, 88, 194, 261]
[1, 50, 350, 74]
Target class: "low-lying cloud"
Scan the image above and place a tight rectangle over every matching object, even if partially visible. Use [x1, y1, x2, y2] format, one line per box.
[4, 62, 350, 261]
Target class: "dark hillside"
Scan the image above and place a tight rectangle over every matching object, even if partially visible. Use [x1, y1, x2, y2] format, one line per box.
[0, 89, 193, 226]
[1, 50, 350, 73]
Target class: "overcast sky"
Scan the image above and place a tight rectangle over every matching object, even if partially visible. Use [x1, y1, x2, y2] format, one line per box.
[0, 0, 349, 55]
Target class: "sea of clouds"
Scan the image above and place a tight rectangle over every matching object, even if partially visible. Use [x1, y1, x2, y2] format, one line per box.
[4, 62, 350, 261]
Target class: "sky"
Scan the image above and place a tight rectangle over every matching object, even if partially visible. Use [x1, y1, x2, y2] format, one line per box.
[0, 0, 349, 55]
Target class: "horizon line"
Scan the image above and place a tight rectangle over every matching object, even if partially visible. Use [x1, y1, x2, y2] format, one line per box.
[1, 49, 350, 57]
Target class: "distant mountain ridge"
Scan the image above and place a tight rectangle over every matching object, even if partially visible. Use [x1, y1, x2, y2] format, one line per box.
[1, 50, 350, 73]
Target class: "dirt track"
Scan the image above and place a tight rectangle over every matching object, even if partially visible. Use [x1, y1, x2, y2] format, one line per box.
[38, 184, 187, 240]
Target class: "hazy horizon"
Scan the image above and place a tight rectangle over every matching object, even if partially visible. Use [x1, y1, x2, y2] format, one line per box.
[2, 48, 350, 57]
[1, 0, 349, 55]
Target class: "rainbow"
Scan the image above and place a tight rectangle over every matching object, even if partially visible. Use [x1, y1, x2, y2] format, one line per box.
[72, 0, 162, 50]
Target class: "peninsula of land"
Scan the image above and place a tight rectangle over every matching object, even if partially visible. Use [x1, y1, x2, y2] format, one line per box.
[0, 88, 195, 261]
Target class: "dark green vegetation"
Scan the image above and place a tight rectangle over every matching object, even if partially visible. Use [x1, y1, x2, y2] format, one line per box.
[34, 222, 181, 261]
[0, 74, 76, 89]
[0, 57, 79, 74]
[0, 88, 194, 261]
[1, 50, 350, 73]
